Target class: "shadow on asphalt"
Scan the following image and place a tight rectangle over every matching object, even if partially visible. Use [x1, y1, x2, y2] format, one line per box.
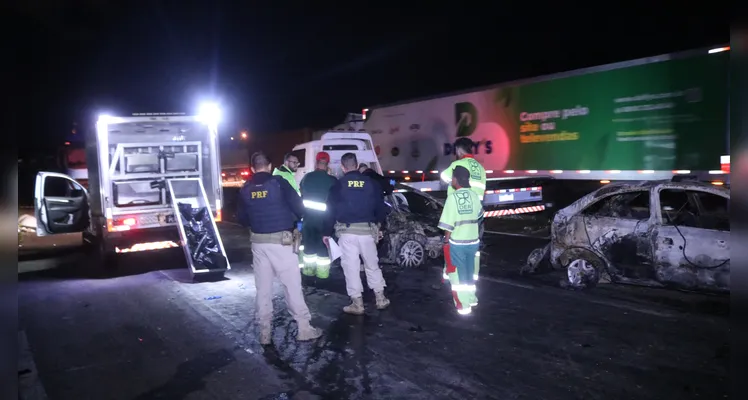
[18, 246, 84, 262]
[132, 348, 237, 399]
[19, 248, 191, 281]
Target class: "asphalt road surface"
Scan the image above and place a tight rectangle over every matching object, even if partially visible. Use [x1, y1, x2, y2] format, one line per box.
[18, 221, 729, 400]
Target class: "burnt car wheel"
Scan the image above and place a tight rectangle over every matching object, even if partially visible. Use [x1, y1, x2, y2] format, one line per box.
[397, 237, 426, 268]
[566, 258, 600, 289]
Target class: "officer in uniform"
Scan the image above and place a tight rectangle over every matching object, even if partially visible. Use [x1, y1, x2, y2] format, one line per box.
[237, 152, 323, 344]
[439, 137, 487, 281]
[438, 166, 484, 315]
[324, 152, 390, 315]
[273, 152, 301, 195]
[358, 162, 394, 196]
[299, 151, 337, 280]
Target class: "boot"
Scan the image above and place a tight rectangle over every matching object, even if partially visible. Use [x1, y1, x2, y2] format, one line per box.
[296, 320, 323, 341]
[375, 291, 390, 310]
[259, 324, 272, 345]
[343, 296, 365, 315]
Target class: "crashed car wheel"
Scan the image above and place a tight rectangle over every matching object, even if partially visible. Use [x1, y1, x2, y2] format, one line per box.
[397, 238, 426, 268]
[566, 258, 600, 289]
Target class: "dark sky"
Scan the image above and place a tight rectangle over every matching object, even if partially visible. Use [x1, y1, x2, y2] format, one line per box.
[12, 1, 728, 153]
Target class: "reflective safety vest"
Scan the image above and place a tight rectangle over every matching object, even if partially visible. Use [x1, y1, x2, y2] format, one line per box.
[440, 156, 486, 200]
[273, 166, 300, 195]
[300, 169, 337, 214]
[437, 188, 484, 245]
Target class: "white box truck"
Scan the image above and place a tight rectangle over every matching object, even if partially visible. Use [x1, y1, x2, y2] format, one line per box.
[33, 106, 229, 277]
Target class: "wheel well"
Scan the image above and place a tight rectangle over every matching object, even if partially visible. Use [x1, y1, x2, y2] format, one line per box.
[558, 246, 607, 270]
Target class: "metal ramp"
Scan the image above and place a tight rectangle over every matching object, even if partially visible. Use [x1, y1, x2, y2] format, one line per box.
[167, 178, 230, 279]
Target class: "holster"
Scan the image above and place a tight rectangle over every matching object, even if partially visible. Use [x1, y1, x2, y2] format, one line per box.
[443, 243, 456, 274]
[371, 223, 381, 244]
[291, 229, 302, 254]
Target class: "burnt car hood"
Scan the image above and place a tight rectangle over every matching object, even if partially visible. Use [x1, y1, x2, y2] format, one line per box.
[387, 210, 442, 237]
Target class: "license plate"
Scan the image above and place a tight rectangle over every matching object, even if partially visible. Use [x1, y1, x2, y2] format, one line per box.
[158, 214, 176, 224]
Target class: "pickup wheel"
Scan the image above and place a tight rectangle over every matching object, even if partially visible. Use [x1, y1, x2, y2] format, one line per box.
[96, 240, 118, 269]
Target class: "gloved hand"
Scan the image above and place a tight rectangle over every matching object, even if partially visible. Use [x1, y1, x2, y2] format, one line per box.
[443, 243, 456, 273]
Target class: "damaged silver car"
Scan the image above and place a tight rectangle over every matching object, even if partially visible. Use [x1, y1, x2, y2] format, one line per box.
[378, 184, 444, 268]
[525, 181, 730, 293]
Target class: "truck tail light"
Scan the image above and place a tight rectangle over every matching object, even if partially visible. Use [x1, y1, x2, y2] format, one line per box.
[214, 199, 222, 222]
[108, 216, 136, 232]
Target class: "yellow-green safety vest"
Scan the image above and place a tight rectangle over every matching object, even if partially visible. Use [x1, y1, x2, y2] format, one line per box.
[440, 157, 487, 200]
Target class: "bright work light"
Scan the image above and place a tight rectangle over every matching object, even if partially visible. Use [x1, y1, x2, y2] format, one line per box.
[198, 103, 221, 125]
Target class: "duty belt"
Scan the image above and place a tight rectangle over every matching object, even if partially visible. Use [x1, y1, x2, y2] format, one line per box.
[250, 230, 294, 245]
[334, 222, 379, 240]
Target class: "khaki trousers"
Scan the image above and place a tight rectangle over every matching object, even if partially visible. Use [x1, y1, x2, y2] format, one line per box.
[338, 233, 386, 297]
[251, 242, 312, 326]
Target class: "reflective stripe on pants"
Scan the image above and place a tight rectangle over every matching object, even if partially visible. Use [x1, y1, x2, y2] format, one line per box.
[443, 242, 480, 312]
[301, 215, 330, 279]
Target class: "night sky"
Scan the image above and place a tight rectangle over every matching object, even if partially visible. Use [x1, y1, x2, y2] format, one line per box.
[13, 2, 728, 154]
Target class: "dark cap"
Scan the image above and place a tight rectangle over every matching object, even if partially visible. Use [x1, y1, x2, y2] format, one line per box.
[452, 165, 471, 188]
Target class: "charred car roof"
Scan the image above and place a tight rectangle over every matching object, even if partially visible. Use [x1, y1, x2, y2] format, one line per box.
[557, 180, 729, 219]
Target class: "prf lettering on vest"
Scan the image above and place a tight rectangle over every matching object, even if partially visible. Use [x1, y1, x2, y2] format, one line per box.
[251, 190, 268, 199]
[348, 180, 365, 188]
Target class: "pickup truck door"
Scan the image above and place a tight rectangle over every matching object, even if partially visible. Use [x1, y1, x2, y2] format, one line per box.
[34, 172, 90, 237]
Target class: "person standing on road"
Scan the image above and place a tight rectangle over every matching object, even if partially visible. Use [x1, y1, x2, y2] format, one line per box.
[440, 137, 487, 280]
[299, 151, 338, 280]
[324, 152, 390, 315]
[358, 162, 394, 196]
[273, 152, 301, 195]
[438, 165, 484, 315]
[237, 152, 323, 344]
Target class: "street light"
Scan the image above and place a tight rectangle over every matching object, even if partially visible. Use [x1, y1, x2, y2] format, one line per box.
[240, 131, 248, 140]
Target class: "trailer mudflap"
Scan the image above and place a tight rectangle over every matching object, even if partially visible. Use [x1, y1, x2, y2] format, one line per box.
[167, 178, 230, 279]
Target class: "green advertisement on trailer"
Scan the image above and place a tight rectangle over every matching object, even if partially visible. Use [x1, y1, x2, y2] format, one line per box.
[368, 50, 728, 172]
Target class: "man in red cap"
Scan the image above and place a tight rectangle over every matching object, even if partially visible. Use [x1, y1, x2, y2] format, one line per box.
[298, 151, 338, 280]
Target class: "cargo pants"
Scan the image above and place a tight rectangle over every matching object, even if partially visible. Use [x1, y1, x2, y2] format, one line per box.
[251, 241, 313, 327]
[300, 214, 331, 279]
[443, 242, 479, 314]
[339, 232, 386, 298]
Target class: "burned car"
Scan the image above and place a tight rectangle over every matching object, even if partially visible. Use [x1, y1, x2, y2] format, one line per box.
[378, 184, 444, 268]
[525, 180, 730, 293]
